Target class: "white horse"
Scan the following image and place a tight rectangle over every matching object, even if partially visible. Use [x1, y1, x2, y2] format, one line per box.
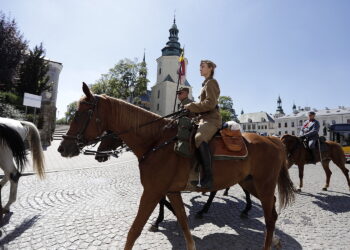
[0, 117, 45, 217]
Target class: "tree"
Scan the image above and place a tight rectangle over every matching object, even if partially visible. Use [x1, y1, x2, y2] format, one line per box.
[91, 58, 149, 102]
[0, 12, 28, 90]
[218, 96, 239, 122]
[16, 43, 50, 96]
[65, 101, 78, 123]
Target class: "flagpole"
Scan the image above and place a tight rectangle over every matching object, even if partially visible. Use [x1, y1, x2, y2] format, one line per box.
[173, 48, 184, 113]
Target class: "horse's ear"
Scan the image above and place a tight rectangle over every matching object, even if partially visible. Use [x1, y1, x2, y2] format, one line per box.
[82, 82, 93, 99]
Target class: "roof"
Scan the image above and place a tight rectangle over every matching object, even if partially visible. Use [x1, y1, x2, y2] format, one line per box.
[184, 79, 191, 87]
[276, 106, 350, 119]
[163, 74, 175, 83]
[238, 112, 275, 123]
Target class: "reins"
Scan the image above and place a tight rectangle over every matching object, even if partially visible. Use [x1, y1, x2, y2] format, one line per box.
[63, 95, 188, 157]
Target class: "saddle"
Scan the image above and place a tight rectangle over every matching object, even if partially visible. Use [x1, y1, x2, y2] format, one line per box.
[210, 128, 248, 160]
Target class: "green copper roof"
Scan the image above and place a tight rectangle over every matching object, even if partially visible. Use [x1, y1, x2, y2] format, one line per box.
[161, 18, 182, 56]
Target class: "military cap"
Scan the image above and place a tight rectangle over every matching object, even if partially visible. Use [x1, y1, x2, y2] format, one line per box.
[176, 87, 189, 94]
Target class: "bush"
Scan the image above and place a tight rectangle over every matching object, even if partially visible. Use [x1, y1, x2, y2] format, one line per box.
[0, 102, 25, 120]
[56, 117, 68, 125]
[0, 91, 22, 105]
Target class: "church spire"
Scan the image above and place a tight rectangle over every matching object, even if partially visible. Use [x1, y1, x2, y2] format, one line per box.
[143, 48, 146, 63]
[274, 95, 285, 118]
[161, 18, 182, 56]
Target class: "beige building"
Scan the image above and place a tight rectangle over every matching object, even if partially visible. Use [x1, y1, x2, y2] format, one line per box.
[239, 111, 275, 136]
[275, 106, 350, 139]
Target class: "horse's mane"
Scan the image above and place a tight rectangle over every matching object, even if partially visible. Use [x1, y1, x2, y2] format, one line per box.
[105, 96, 172, 137]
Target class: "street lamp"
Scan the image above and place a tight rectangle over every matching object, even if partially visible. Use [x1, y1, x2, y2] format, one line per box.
[129, 82, 135, 104]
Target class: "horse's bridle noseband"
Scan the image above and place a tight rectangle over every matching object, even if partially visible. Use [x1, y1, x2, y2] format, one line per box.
[62, 95, 102, 148]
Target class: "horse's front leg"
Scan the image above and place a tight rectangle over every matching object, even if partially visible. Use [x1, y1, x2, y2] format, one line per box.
[124, 191, 163, 250]
[196, 191, 217, 219]
[167, 192, 196, 250]
[3, 169, 21, 213]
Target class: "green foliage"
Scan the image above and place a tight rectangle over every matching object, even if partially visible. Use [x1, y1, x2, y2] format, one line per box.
[218, 96, 239, 122]
[65, 101, 78, 123]
[0, 91, 21, 105]
[16, 43, 50, 96]
[0, 12, 28, 91]
[56, 117, 68, 125]
[91, 58, 149, 101]
[220, 109, 232, 123]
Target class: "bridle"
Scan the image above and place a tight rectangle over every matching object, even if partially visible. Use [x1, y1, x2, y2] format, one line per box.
[62, 95, 187, 154]
[62, 95, 103, 149]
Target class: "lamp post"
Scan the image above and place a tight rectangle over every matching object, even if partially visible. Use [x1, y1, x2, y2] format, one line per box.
[129, 82, 135, 104]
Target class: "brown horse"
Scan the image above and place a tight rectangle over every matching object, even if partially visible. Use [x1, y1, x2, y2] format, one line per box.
[58, 83, 295, 250]
[281, 134, 350, 192]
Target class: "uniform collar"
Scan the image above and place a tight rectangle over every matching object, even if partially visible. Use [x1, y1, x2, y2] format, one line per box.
[202, 77, 213, 86]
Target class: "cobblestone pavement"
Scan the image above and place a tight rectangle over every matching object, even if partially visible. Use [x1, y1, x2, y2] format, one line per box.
[1, 141, 350, 249]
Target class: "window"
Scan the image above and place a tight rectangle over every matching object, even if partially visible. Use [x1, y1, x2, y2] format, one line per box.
[157, 90, 160, 98]
[248, 125, 251, 130]
[258, 125, 261, 129]
[278, 131, 281, 136]
[252, 124, 256, 130]
[248, 118, 252, 123]
[299, 120, 303, 126]
[291, 122, 295, 127]
[292, 131, 295, 135]
[323, 120, 326, 126]
[284, 122, 288, 128]
[347, 119, 350, 124]
[278, 123, 281, 128]
[157, 103, 159, 111]
[243, 124, 246, 130]
[285, 131, 288, 134]
[332, 120, 336, 125]
[159, 68, 161, 75]
[265, 125, 267, 129]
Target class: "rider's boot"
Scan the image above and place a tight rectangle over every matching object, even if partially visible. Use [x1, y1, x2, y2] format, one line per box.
[311, 148, 318, 164]
[192, 142, 213, 189]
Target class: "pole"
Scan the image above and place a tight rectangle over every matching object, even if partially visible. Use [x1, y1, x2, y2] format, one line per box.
[173, 48, 184, 113]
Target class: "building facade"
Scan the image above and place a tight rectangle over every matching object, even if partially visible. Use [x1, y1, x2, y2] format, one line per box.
[150, 19, 192, 116]
[239, 111, 275, 135]
[275, 106, 350, 139]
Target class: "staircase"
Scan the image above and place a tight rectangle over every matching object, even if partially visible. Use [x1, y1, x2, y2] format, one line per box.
[53, 125, 69, 140]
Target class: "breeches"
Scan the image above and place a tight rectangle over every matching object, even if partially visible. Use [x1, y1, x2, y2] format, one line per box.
[195, 122, 218, 148]
[308, 139, 317, 149]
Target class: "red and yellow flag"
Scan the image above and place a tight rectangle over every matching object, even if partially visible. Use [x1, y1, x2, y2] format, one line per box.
[178, 49, 185, 76]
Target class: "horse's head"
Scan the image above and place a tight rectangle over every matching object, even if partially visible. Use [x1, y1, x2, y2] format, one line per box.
[58, 83, 108, 157]
[281, 134, 302, 156]
[95, 133, 123, 162]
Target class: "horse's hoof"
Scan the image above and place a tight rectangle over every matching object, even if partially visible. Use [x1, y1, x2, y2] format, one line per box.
[195, 213, 203, 219]
[297, 188, 301, 192]
[322, 187, 327, 191]
[223, 192, 228, 196]
[240, 212, 249, 219]
[148, 224, 159, 232]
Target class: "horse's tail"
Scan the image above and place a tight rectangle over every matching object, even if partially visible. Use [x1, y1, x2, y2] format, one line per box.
[0, 124, 27, 172]
[328, 141, 346, 166]
[21, 121, 45, 179]
[277, 158, 296, 209]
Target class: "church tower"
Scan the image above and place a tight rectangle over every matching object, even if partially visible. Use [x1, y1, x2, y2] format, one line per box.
[274, 95, 285, 118]
[150, 18, 192, 116]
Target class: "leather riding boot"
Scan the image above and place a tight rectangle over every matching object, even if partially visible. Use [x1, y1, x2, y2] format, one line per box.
[311, 148, 318, 164]
[192, 142, 213, 189]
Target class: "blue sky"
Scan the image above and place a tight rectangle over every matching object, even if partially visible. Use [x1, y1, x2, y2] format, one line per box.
[1, 0, 349, 118]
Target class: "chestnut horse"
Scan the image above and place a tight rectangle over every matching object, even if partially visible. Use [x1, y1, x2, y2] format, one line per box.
[281, 134, 350, 192]
[58, 83, 295, 250]
[95, 135, 252, 230]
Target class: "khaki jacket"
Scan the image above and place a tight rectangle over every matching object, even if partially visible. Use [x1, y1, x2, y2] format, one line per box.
[179, 97, 192, 110]
[185, 78, 222, 128]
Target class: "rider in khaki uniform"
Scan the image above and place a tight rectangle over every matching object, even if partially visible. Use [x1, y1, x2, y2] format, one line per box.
[184, 60, 222, 189]
[176, 87, 192, 109]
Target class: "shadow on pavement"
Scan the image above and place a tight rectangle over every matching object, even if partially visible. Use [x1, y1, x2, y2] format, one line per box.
[0, 215, 39, 246]
[298, 191, 350, 214]
[158, 196, 302, 250]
